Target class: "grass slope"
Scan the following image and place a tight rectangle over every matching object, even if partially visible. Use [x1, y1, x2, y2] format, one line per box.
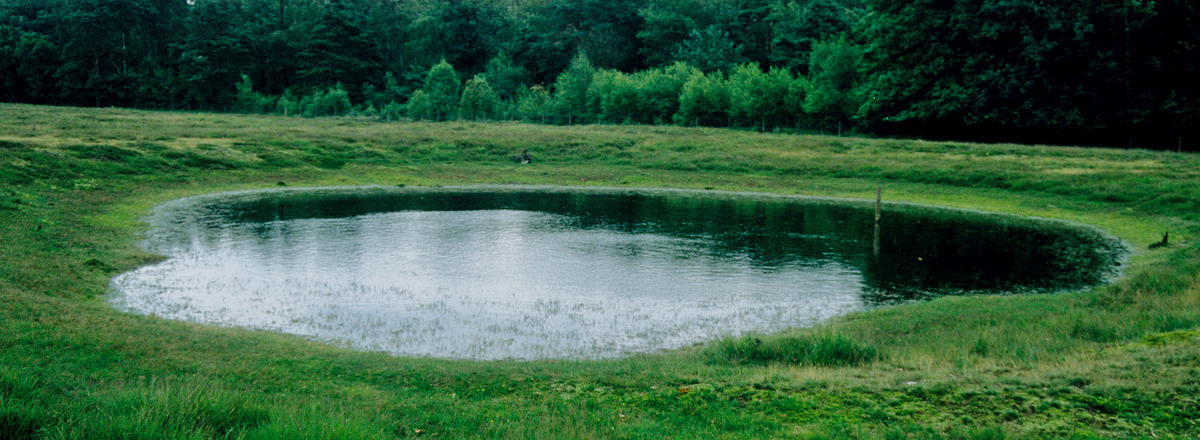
[1, 103, 1198, 439]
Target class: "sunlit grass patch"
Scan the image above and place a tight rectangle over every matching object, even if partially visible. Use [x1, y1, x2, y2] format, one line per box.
[240, 405, 392, 440]
[1141, 329, 1200, 347]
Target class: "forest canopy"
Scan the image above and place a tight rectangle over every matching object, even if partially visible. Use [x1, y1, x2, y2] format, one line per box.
[0, 0, 1195, 149]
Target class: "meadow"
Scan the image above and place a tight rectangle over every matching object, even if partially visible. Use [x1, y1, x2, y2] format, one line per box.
[1, 103, 1198, 439]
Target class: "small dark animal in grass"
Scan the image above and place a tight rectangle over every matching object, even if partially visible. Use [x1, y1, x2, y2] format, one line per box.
[512, 149, 533, 164]
[1149, 232, 1170, 249]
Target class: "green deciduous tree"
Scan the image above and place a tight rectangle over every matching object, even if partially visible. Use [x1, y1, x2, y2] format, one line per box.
[275, 90, 302, 117]
[731, 0, 774, 66]
[805, 35, 862, 133]
[55, 0, 159, 106]
[483, 51, 531, 102]
[673, 25, 743, 74]
[856, 0, 1172, 146]
[17, 30, 60, 103]
[408, 0, 509, 78]
[513, 0, 645, 78]
[640, 62, 698, 124]
[1151, 0, 1200, 150]
[407, 89, 432, 121]
[459, 75, 500, 120]
[637, 0, 698, 67]
[422, 59, 461, 121]
[728, 63, 799, 131]
[598, 71, 640, 123]
[589, 69, 622, 124]
[300, 83, 352, 117]
[586, 63, 698, 125]
[0, 0, 1191, 149]
[515, 85, 553, 123]
[297, 0, 381, 101]
[381, 100, 405, 122]
[0, 25, 59, 103]
[362, 71, 406, 110]
[769, 0, 853, 75]
[175, 0, 252, 109]
[236, 73, 265, 113]
[0, 25, 26, 103]
[553, 52, 596, 124]
[677, 70, 731, 126]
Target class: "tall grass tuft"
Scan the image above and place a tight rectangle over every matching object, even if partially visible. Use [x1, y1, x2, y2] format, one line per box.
[0, 367, 40, 400]
[0, 397, 45, 440]
[706, 333, 879, 367]
[241, 405, 394, 440]
[802, 424, 1014, 440]
[42, 379, 268, 440]
[0, 367, 46, 440]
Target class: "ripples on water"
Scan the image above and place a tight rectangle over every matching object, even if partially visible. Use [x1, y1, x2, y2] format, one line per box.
[110, 187, 1125, 360]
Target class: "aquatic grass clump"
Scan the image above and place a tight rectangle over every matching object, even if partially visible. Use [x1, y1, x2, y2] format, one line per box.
[1096, 245, 1200, 307]
[1064, 243, 1200, 343]
[706, 333, 879, 367]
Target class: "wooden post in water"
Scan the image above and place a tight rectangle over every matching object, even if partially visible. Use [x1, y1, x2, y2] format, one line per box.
[873, 223, 880, 258]
[873, 186, 881, 257]
[874, 186, 882, 223]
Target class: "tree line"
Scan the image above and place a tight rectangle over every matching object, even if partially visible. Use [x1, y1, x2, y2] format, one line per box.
[0, 0, 1196, 149]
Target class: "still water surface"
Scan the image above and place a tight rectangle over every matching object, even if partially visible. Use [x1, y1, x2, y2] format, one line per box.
[110, 187, 1124, 360]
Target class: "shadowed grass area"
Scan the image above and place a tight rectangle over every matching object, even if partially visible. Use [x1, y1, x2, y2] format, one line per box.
[706, 333, 881, 367]
[1, 103, 1199, 438]
[0, 367, 48, 440]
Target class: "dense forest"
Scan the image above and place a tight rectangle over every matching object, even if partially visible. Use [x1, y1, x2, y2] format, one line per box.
[0, 0, 1196, 149]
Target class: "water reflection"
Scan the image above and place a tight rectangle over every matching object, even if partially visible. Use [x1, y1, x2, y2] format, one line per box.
[110, 187, 1124, 360]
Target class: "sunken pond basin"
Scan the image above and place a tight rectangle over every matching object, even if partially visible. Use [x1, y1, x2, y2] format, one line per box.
[109, 186, 1125, 360]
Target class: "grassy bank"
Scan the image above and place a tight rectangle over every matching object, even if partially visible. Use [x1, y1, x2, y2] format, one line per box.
[1, 103, 1198, 439]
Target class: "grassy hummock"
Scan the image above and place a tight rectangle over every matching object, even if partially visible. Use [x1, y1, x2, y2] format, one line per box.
[1, 103, 1198, 439]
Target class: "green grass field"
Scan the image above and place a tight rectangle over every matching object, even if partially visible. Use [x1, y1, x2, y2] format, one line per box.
[1, 103, 1198, 439]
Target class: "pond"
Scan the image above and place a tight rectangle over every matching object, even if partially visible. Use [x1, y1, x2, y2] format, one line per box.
[109, 186, 1126, 360]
